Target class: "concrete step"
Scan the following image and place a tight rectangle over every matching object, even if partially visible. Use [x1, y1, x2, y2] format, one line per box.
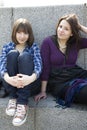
[0, 95, 87, 130]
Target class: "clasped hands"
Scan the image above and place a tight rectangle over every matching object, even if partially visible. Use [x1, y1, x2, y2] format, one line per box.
[8, 74, 31, 88]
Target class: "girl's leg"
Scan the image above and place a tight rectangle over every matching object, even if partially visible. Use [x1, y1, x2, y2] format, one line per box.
[17, 52, 34, 105]
[7, 50, 19, 76]
[17, 52, 40, 105]
[4, 50, 19, 98]
[74, 86, 87, 104]
[30, 78, 41, 96]
[0, 75, 8, 98]
[12, 52, 34, 126]
[18, 52, 34, 75]
[5, 50, 19, 117]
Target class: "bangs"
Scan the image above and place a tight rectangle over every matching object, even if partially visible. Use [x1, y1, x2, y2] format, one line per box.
[17, 23, 29, 33]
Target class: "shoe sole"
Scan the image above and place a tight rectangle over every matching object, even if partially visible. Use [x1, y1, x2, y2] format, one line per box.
[6, 109, 15, 116]
[12, 113, 28, 126]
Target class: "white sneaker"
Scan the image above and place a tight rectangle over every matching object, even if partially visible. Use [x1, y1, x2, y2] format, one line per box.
[6, 99, 16, 116]
[12, 104, 28, 126]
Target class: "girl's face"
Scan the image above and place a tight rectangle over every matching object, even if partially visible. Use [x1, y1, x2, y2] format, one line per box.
[57, 20, 73, 42]
[16, 31, 29, 45]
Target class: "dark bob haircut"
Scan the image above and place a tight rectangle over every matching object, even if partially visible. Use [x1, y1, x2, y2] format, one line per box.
[11, 18, 34, 46]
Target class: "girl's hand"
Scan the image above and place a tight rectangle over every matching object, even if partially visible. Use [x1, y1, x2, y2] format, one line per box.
[4, 74, 19, 87]
[34, 92, 47, 102]
[16, 73, 37, 88]
[4, 73, 37, 88]
[17, 74, 30, 88]
[74, 14, 81, 30]
[4, 73, 25, 88]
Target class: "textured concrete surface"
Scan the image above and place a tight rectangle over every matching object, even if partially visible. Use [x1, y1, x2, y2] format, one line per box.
[0, 4, 87, 130]
[0, 4, 87, 68]
[0, 95, 87, 130]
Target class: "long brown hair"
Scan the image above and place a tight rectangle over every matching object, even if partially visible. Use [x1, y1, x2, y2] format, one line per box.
[56, 14, 81, 49]
[11, 18, 34, 46]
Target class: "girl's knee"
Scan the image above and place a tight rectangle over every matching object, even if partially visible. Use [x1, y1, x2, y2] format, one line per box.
[7, 50, 19, 58]
[18, 52, 33, 62]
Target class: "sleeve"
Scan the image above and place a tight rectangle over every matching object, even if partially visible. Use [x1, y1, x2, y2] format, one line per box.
[41, 37, 51, 81]
[0, 44, 8, 77]
[33, 43, 42, 79]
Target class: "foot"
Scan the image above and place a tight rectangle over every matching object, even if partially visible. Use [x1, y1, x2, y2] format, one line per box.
[12, 104, 28, 126]
[6, 99, 16, 116]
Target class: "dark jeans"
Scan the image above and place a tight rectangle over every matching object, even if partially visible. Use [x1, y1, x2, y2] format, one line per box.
[3, 50, 41, 105]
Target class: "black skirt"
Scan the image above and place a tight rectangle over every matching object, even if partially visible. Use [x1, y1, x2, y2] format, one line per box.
[48, 65, 87, 99]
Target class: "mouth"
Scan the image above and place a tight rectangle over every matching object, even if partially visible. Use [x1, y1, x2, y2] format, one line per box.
[19, 39, 25, 42]
[58, 33, 64, 37]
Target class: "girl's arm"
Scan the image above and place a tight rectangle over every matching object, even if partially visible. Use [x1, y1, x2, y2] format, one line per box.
[4, 72, 19, 87]
[33, 43, 42, 79]
[80, 24, 87, 34]
[34, 37, 51, 102]
[41, 81, 47, 93]
[76, 15, 87, 34]
[34, 81, 47, 102]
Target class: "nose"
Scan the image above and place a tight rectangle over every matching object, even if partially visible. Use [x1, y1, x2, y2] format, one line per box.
[60, 28, 64, 32]
[59, 28, 65, 35]
[21, 32, 25, 37]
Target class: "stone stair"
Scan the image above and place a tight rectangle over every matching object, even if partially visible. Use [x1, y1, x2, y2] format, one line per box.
[0, 95, 87, 130]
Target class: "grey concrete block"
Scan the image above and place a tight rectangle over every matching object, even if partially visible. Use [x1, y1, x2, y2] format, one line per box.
[0, 4, 87, 130]
[0, 95, 87, 130]
[0, 8, 12, 52]
[12, 4, 86, 46]
[35, 106, 87, 130]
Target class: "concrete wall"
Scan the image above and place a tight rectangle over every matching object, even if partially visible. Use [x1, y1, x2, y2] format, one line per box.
[0, 4, 87, 69]
[0, 4, 87, 130]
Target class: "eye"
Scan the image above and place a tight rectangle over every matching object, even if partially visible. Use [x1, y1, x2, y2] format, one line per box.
[24, 32, 28, 34]
[65, 27, 69, 31]
[59, 25, 62, 28]
[17, 31, 21, 33]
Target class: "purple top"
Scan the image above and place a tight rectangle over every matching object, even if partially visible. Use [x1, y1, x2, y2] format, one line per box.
[41, 36, 87, 81]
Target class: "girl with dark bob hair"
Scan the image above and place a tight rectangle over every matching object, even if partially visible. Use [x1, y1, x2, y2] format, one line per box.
[0, 18, 42, 126]
[35, 13, 87, 108]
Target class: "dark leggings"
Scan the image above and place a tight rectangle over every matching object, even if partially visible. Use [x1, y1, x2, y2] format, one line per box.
[59, 85, 87, 105]
[74, 86, 87, 104]
[48, 66, 87, 105]
[3, 50, 41, 105]
[51, 85, 87, 105]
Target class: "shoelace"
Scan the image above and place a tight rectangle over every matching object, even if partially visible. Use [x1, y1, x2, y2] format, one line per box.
[8, 100, 16, 108]
[15, 105, 26, 117]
